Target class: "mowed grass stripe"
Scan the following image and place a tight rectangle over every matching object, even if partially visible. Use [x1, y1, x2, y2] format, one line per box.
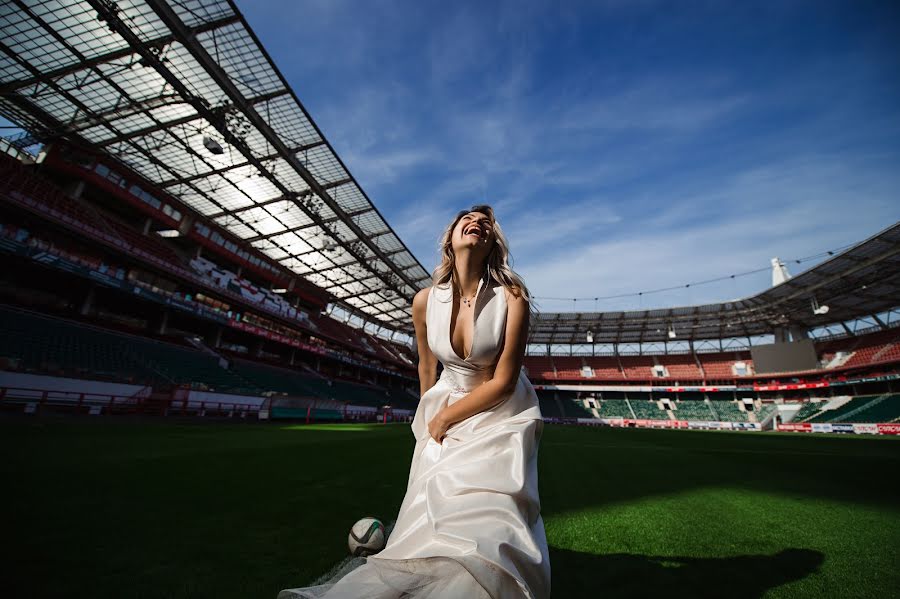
[1, 420, 897, 598]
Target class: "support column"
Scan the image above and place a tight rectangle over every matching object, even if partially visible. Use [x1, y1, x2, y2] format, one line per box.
[66, 180, 85, 200]
[156, 310, 169, 335]
[789, 326, 809, 341]
[178, 215, 194, 236]
[80, 284, 95, 316]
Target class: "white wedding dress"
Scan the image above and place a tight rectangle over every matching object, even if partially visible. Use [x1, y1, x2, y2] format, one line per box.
[279, 278, 550, 599]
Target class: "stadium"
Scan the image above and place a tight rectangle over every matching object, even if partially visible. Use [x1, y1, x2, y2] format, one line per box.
[0, 1, 897, 598]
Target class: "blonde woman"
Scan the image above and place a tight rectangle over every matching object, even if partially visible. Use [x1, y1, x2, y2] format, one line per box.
[280, 205, 549, 599]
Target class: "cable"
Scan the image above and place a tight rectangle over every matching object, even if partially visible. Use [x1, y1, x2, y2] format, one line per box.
[533, 242, 857, 303]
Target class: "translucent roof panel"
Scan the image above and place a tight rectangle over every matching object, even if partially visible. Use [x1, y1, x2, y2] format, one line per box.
[0, 0, 431, 332]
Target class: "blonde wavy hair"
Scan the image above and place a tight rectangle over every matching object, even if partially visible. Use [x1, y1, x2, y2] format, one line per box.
[432, 205, 532, 305]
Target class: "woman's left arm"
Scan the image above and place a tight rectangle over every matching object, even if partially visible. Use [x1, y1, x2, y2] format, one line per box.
[428, 290, 529, 443]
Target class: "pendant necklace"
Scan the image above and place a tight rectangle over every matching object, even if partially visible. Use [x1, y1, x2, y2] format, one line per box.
[459, 272, 486, 308]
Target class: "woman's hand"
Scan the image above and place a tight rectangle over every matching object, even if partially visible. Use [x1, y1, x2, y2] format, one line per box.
[427, 410, 452, 444]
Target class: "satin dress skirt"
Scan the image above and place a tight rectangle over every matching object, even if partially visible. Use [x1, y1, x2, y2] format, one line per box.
[278, 370, 550, 599]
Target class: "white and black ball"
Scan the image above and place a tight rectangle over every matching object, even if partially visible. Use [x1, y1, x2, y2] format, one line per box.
[348, 517, 386, 557]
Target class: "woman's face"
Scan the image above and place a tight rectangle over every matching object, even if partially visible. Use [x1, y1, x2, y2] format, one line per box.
[451, 211, 495, 259]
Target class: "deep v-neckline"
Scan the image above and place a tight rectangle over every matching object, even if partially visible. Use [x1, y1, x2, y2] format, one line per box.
[448, 277, 485, 362]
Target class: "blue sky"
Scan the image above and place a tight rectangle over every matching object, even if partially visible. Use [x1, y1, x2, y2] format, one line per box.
[238, 0, 900, 312]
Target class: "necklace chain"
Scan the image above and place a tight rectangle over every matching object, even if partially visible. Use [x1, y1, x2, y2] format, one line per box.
[458, 278, 482, 308]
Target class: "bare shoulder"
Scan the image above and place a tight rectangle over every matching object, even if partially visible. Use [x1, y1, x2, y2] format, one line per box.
[412, 286, 432, 317]
[503, 287, 529, 308]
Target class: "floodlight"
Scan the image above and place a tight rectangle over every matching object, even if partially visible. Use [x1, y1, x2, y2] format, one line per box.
[202, 135, 224, 155]
[811, 297, 830, 315]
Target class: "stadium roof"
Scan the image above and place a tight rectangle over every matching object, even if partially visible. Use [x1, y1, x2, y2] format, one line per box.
[531, 222, 900, 346]
[0, 0, 431, 330]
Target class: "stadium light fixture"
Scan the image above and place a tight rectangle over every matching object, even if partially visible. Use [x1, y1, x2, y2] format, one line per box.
[202, 135, 225, 155]
[811, 297, 830, 315]
[272, 288, 288, 294]
[668, 325, 677, 339]
[586, 330, 593, 343]
[156, 229, 180, 238]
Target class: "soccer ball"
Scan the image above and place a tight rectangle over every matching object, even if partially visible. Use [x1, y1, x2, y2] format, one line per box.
[348, 517, 386, 557]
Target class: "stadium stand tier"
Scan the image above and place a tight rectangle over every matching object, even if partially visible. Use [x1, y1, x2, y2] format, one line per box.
[808, 394, 900, 423]
[673, 400, 716, 420]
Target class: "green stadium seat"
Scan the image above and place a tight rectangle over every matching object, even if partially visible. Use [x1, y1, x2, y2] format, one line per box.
[843, 394, 900, 423]
[597, 399, 632, 418]
[710, 402, 748, 422]
[792, 401, 826, 422]
[673, 400, 716, 420]
[629, 400, 665, 419]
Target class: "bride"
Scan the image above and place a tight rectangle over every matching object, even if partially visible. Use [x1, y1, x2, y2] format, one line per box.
[280, 205, 550, 598]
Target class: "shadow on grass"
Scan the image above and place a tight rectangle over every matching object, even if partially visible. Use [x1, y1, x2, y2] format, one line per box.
[549, 546, 824, 598]
[538, 425, 900, 515]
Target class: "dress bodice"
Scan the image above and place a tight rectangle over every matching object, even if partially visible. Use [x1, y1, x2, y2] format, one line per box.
[411, 277, 543, 444]
[426, 277, 508, 388]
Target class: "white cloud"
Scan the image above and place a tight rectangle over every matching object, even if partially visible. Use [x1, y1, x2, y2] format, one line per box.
[518, 154, 900, 312]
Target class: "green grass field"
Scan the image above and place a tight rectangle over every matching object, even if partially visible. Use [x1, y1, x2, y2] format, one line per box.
[2, 419, 898, 598]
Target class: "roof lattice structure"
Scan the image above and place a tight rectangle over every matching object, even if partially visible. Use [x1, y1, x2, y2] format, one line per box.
[0, 0, 431, 329]
[531, 222, 900, 346]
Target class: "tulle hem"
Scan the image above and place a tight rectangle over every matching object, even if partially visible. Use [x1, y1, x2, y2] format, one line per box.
[277, 554, 497, 599]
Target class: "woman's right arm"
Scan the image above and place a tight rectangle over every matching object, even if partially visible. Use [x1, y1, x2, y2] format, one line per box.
[412, 287, 437, 398]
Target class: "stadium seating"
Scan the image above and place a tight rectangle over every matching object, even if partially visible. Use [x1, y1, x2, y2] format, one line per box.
[619, 356, 653, 379]
[581, 356, 623, 379]
[808, 395, 892, 423]
[792, 401, 827, 422]
[553, 357, 585, 379]
[698, 352, 743, 378]
[0, 304, 260, 393]
[629, 400, 665, 419]
[230, 359, 330, 397]
[562, 399, 594, 418]
[656, 354, 704, 379]
[673, 399, 716, 420]
[0, 305, 157, 384]
[709, 401, 748, 422]
[0, 304, 416, 405]
[596, 399, 632, 418]
[842, 330, 900, 368]
[524, 356, 555, 378]
[101, 217, 185, 268]
[841, 394, 900, 423]
[0, 154, 112, 238]
[523, 328, 900, 386]
[1, 156, 415, 372]
[753, 403, 776, 422]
